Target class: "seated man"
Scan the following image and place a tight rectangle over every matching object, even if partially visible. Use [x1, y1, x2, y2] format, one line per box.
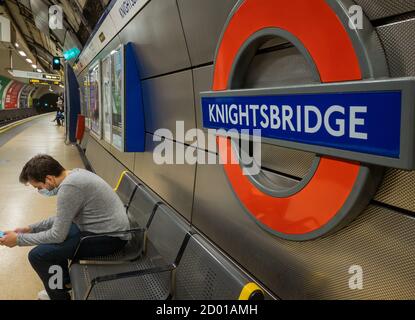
[0, 155, 130, 300]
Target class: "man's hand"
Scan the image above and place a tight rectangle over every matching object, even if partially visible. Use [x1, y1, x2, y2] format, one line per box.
[0, 232, 18, 248]
[14, 227, 31, 234]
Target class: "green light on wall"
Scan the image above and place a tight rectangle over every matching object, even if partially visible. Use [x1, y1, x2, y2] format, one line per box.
[63, 48, 81, 61]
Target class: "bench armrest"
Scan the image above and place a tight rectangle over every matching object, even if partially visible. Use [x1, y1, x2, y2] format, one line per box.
[70, 228, 145, 267]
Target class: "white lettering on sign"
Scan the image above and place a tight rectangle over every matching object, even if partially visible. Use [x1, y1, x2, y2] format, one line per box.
[207, 103, 368, 140]
[350, 106, 368, 140]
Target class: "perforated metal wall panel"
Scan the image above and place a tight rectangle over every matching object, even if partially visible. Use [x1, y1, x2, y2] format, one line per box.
[192, 154, 415, 299]
[117, 0, 191, 79]
[134, 134, 196, 221]
[109, 145, 135, 172]
[354, 0, 415, 20]
[85, 136, 128, 187]
[375, 169, 415, 212]
[261, 144, 315, 179]
[193, 65, 213, 131]
[244, 47, 318, 88]
[377, 19, 415, 77]
[142, 70, 196, 141]
[86, 132, 195, 222]
[373, 19, 415, 212]
[95, 137, 112, 153]
[177, 0, 239, 66]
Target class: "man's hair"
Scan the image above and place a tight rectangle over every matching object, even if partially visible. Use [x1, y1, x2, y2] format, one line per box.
[19, 154, 65, 184]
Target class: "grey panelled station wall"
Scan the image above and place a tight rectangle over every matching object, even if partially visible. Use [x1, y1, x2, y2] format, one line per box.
[78, 0, 415, 299]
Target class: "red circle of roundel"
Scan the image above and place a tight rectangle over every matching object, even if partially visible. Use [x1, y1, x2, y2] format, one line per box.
[213, 0, 363, 237]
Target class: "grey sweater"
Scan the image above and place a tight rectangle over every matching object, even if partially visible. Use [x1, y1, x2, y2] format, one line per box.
[17, 169, 130, 246]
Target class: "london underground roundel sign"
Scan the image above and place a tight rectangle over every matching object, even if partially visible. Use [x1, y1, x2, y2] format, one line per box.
[201, 0, 415, 241]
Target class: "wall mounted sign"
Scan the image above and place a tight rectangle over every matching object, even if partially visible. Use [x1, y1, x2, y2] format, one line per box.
[18, 85, 34, 108]
[202, 78, 415, 170]
[202, 0, 414, 241]
[4, 81, 24, 109]
[9, 70, 61, 82]
[0, 76, 11, 110]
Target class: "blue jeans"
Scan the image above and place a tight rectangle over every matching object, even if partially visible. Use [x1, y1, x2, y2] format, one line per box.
[28, 224, 127, 300]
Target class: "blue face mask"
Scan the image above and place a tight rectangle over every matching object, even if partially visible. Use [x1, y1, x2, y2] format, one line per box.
[38, 187, 59, 197]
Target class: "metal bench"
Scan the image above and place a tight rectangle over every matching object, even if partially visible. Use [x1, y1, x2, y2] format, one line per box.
[70, 207, 265, 300]
[114, 171, 138, 209]
[69, 204, 190, 300]
[70, 182, 162, 265]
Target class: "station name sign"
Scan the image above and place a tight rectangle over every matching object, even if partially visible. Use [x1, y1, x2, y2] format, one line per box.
[201, 78, 415, 170]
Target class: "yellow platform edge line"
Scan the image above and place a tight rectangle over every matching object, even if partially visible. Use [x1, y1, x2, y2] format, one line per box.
[0, 113, 53, 135]
[238, 282, 264, 300]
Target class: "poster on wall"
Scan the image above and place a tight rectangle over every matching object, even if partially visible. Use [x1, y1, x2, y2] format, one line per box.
[102, 56, 112, 143]
[89, 63, 101, 138]
[28, 88, 36, 108]
[80, 74, 90, 129]
[111, 47, 124, 151]
[4, 81, 24, 109]
[18, 85, 34, 108]
[0, 76, 11, 110]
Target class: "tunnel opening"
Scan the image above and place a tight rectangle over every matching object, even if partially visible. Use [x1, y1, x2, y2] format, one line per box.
[34, 93, 60, 114]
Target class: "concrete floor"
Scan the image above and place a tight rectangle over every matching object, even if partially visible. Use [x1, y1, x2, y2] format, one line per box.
[0, 114, 84, 300]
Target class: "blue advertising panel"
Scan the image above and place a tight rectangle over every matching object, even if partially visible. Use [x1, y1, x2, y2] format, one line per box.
[124, 42, 145, 152]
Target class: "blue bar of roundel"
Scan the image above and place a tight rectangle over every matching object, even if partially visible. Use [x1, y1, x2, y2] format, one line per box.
[201, 91, 402, 158]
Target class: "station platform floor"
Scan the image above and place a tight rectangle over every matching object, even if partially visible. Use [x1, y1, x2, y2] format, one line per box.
[0, 114, 84, 300]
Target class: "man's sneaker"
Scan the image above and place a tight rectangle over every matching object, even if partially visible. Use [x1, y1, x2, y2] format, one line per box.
[37, 290, 50, 300]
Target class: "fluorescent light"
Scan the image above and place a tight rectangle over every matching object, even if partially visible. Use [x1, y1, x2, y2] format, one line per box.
[32, 64, 37, 69]
[26, 58, 33, 64]
[110, 50, 117, 55]
[15, 43, 19, 48]
[18, 51, 27, 57]
[37, 69, 42, 73]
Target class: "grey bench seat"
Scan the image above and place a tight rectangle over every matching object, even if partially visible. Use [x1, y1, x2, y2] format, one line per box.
[70, 207, 265, 300]
[70, 204, 190, 300]
[70, 242, 172, 300]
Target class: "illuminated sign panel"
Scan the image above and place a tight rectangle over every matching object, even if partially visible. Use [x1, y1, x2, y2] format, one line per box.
[63, 48, 80, 61]
[30, 79, 60, 85]
[10, 70, 61, 82]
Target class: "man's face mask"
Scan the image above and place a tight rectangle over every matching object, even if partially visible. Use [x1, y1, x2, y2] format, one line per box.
[38, 188, 59, 197]
[37, 177, 59, 197]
